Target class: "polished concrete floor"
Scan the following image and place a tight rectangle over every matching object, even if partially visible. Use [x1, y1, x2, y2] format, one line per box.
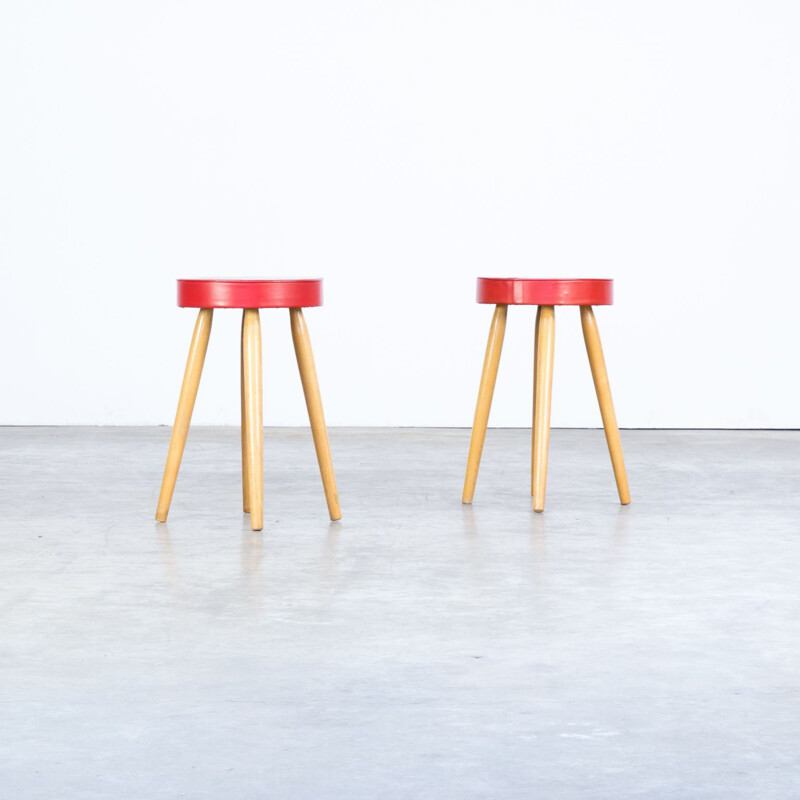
[0, 427, 798, 798]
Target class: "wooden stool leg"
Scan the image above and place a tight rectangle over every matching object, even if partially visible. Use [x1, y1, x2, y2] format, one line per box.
[531, 305, 541, 495]
[580, 305, 631, 505]
[240, 311, 251, 513]
[155, 308, 213, 522]
[243, 309, 264, 530]
[462, 304, 507, 504]
[532, 305, 555, 512]
[290, 308, 341, 521]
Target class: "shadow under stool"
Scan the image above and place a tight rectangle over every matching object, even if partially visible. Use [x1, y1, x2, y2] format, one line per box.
[462, 278, 631, 512]
[155, 278, 341, 531]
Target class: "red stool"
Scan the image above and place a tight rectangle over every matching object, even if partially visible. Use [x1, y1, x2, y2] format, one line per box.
[155, 279, 341, 530]
[462, 278, 631, 511]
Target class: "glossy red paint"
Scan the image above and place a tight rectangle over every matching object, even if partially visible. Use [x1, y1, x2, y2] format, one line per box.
[477, 278, 613, 306]
[177, 279, 323, 309]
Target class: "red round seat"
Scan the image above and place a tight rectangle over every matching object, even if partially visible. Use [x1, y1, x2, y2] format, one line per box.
[477, 278, 613, 306]
[178, 279, 323, 309]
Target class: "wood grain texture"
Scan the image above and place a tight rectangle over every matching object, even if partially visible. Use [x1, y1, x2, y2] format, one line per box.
[531, 305, 542, 496]
[243, 309, 264, 530]
[156, 308, 213, 522]
[240, 311, 250, 513]
[290, 308, 341, 521]
[462, 304, 508, 504]
[580, 306, 631, 505]
[532, 305, 555, 512]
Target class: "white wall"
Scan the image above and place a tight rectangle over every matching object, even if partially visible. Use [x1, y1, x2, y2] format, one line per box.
[1, 1, 798, 428]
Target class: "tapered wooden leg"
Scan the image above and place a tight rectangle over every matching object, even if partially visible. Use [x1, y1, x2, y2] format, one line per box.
[243, 309, 263, 530]
[289, 308, 341, 521]
[531, 305, 542, 495]
[580, 306, 631, 505]
[532, 305, 555, 512]
[462, 304, 508, 504]
[240, 312, 251, 513]
[155, 308, 213, 522]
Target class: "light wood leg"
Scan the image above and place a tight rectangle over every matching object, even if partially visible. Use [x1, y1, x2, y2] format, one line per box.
[462, 304, 507, 504]
[290, 308, 341, 521]
[243, 309, 264, 530]
[155, 308, 213, 522]
[580, 306, 631, 505]
[240, 312, 250, 513]
[532, 305, 555, 512]
[531, 305, 541, 495]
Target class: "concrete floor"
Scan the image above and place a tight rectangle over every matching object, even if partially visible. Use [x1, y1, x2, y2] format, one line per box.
[0, 427, 798, 799]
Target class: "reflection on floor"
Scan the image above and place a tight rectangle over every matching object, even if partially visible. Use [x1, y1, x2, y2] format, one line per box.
[1, 427, 799, 798]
